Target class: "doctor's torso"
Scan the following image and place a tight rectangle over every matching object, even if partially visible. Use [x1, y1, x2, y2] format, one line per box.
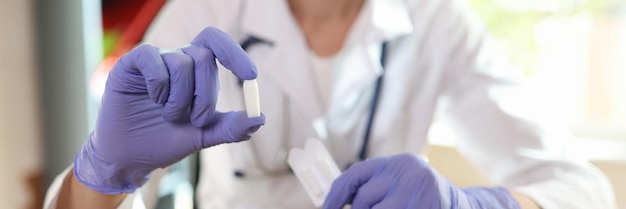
[143, 0, 471, 208]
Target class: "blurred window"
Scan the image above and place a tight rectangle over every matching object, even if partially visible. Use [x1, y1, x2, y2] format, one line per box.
[467, 0, 626, 140]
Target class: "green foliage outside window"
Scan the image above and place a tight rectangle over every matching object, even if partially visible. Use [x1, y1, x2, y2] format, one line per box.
[466, 0, 620, 76]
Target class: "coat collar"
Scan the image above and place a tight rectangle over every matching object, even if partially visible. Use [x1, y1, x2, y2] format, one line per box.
[239, 0, 414, 123]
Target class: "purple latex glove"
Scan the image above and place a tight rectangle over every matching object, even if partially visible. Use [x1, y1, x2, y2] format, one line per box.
[74, 27, 265, 194]
[323, 153, 521, 209]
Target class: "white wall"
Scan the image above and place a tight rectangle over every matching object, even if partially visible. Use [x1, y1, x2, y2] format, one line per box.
[0, 0, 44, 208]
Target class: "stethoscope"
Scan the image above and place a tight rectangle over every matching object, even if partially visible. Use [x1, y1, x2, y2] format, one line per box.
[192, 35, 388, 193]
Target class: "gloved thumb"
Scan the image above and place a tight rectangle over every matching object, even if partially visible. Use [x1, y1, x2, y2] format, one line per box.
[198, 111, 266, 148]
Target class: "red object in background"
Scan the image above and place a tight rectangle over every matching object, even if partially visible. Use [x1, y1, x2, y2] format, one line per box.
[102, 0, 148, 29]
[102, 0, 167, 56]
[90, 0, 167, 98]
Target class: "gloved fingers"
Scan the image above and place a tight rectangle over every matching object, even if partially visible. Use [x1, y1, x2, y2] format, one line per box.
[406, 186, 426, 208]
[371, 200, 397, 209]
[369, 172, 426, 209]
[371, 194, 416, 209]
[376, 154, 436, 208]
[349, 155, 427, 209]
[160, 50, 195, 122]
[198, 111, 265, 149]
[190, 27, 258, 80]
[350, 174, 396, 208]
[181, 45, 219, 127]
[323, 158, 387, 209]
[115, 44, 170, 104]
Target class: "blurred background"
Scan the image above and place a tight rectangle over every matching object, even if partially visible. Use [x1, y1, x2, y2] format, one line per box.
[0, 0, 624, 208]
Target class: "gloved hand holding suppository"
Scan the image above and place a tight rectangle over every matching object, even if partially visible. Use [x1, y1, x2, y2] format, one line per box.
[74, 27, 265, 194]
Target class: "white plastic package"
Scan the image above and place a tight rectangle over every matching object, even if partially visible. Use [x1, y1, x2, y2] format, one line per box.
[288, 138, 341, 207]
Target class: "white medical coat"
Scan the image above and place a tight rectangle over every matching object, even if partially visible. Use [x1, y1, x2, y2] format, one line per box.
[44, 0, 617, 208]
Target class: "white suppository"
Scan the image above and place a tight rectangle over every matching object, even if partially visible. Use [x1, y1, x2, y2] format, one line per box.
[288, 138, 341, 207]
[243, 79, 261, 118]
